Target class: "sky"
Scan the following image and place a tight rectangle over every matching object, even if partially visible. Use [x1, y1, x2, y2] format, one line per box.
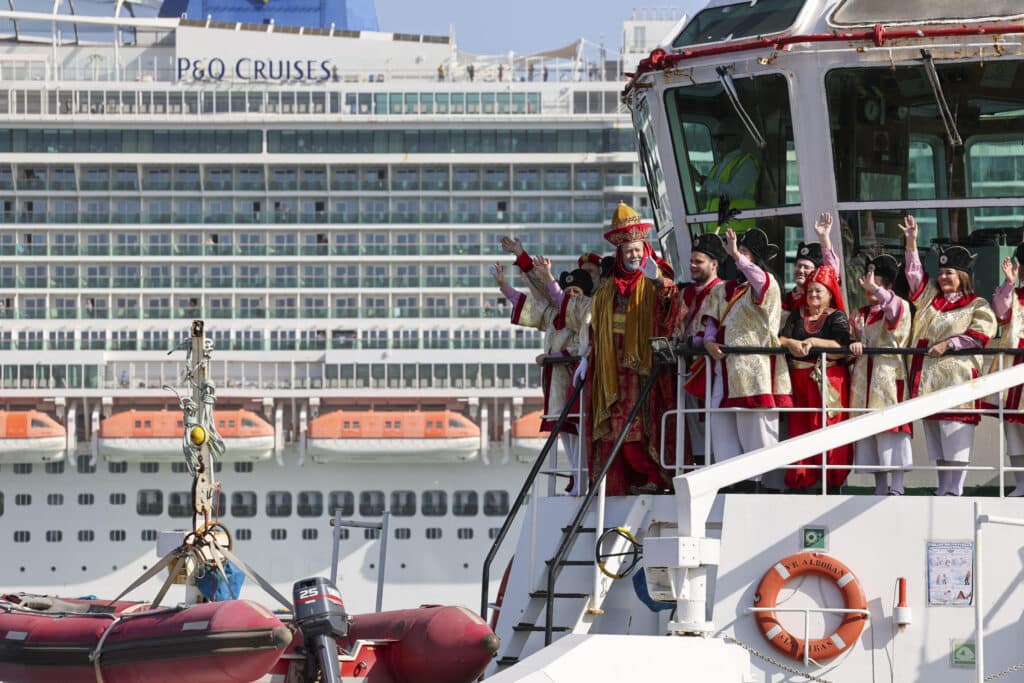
[375, 0, 709, 57]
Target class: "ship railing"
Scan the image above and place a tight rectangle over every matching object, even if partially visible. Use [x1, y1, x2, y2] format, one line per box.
[330, 510, 391, 613]
[660, 343, 1024, 495]
[481, 355, 587, 622]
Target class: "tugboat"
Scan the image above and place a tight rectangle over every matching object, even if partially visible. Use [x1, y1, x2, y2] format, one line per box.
[481, 2, 1024, 681]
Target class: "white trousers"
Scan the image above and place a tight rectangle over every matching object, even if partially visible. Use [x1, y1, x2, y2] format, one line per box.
[684, 393, 708, 459]
[1003, 423, 1024, 495]
[924, 420, 973, 496]
[709, 370, 781, 487]
[854, 432, 912, 471]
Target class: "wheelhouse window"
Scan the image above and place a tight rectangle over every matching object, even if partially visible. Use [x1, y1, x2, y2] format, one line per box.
[665, 73, 800, 218]
[826, 61, 1024, 243]
[672, 0, 807, 48]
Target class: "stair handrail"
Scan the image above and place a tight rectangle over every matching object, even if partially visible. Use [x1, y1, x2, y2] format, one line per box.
[480, 355, 586, 622]
[543, 354, 671, 644]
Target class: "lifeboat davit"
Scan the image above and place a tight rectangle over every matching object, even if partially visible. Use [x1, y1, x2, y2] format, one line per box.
[511, 410, 547, 462]
[306, 410, 480, 463]
[271, 605, 499, 683]
[0, 410, 66, 464]
[0, 594, 291, 683]
[98, 409, 274, 462]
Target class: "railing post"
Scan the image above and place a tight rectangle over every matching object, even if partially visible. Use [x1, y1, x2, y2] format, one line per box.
[819, 350, 828, 496]
[998, 354, 1006, 497]
[974, 501, 984, 683]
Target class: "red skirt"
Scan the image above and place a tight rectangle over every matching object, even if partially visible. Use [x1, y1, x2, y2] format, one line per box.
[785, 362, 853, 489]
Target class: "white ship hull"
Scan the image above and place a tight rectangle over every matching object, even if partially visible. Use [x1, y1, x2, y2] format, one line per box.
[308, 437, 480, 463]
[0, 437, 66, 463]
[511, 438, 546, 462]
[98, 436, 276, 462]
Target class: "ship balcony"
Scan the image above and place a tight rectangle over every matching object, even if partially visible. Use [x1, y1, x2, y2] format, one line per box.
[421, 212, 451, 223]
[172, 212, 203, 223]
[208, 308, 234, 319]
[513, 181, 541, 191]
[301, 277, 328, 288]
[80, 181, 109, 191]
[205, 276, 233, 287]
[453, 211, 481, 222]
[143, 246, 174, 256]
[391, 211, 419, 223]
[422, 246, 452, 256]
[360, 181, 388, 192]
[267, 181, 299, 191]
[49, 181, 76, 191]
[110, 213, 141, 224]
[392, 180, 419, 191]
[236, 308, 265, 319]
[391, 277, 420, 287]
[0, 277, 15, 287]
[452, 180, 481, 192]
[331, 277, 360, 288]
[204, 212, 233, 224]
[301, 212, 329, 224]
[147, 213, 173, 223]
[175, 246, 202, 257]
[330, 181, 359, 191]
[81, 213, 111, 224]
[204, 246, 235, 257]
[143, 307, 171, 319]
[421, 180, 450, 191]
[18, 179, 46, 191]
[272, 212, 300, 224]
[17, 212, 47, 223]
[334, 307, 359, 317]
[175, 276, 204, 287]
[512, 211, 541, 222]
[299, 246, 329, 257]
[20, 277, 49, 287]
[574, 211, 603, 222]
[81, 309, 109, 319]
[143, 278, 172, 288]
[237, 277, 270, 288]
[173, 182, 202, 192]
[112, 308, 140, 319]
[237, 181, 265, 191]
[543, 211, 572, 222]
[111, 246, 142, 256]
[604, 174, 645, 189]
[143, 180, 172, 191]
[334, 212, 359, 223]
[269, 307, 299, 318]
[302, 308, 329, 319]
[111, 182, 138, 191]
[111, 278, 141, 288]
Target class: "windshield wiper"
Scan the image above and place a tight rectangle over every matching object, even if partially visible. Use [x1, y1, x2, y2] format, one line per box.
[920, 49, 963, 150]
[716, 66, 767, 149]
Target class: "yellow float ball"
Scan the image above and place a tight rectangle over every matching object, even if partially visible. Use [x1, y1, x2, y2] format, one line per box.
[189, 425, 207, 446]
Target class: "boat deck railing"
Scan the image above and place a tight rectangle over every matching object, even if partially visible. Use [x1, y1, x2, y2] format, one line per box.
[664, 344, 1024, 495]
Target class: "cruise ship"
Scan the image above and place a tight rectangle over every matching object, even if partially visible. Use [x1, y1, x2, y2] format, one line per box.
[0, 0, 680, 613]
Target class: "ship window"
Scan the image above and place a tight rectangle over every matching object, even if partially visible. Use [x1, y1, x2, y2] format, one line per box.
[110, 493, 126, 505]
[78, 530, 94, 542]
[426, 527, 443, 540]
[426, 420, 434, 428]
[390, 490, 416, 516]
[488, 527, 501, 539]
[31, 418, 48, 428]
[13, 463, 32, 474]
[394, 527, 411, 540]
[14, 531, 30, 543]
[45, 462, 65, 474]
[77, 455, 96, 474]
[110, 530, 126, 542]
[168, 492, 192, 518]
[172, 462, 187, 474]
[665, 73, 799, 218]
[385, 420, 392, 429]
[271, 529, 287, 541]
[45, 530, 62, 543]
[329, 491, 354, 517]
[453, 490, 479, 516]
[46, 493, 64, 506]
[135, 420, 141, 428]
[343, 420, 351, 428]
[109, 461, 128, 474]
[421, 490, 448, 517]
[136, 489, 163, 516]
[457, 528, 474, 540]
[232, 491, 258, 518]
[484, 491, 510, 516]
[673, 0, 806, 48]
[140, 462, 159, 474]
[359, 490, 385, 517]
[297, 491, 324, 517]
[235, 462, 254, 473]
[364, 528, 380, 540]
[266, 491, 292, 517]
[448, 419, 462, 429]
[337, 528, 350, 540]
[302, 528, 318, 541]
[78, 493, 94, 505]
[235, 529, 252, 541]
[242, 418, 257, 428]
[141, 530, 158, 542]
[15, 494, 31, 506]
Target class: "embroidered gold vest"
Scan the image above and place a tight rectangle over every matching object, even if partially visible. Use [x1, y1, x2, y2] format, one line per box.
[986, 288, 1024, 411]
[849, 297, 911, 410]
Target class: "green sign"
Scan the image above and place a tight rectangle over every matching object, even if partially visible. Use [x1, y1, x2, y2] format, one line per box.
[802, 527, 827, 550]
[951, 640, 976, 667]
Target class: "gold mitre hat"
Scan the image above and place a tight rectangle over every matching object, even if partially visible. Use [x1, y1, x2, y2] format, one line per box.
[603, 201, 653, 247]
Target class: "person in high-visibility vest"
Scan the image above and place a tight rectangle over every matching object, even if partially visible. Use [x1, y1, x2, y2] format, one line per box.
[696, 129, 760, 232]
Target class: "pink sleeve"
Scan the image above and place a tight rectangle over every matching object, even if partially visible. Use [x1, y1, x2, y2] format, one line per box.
[735, 254, 768, 300]
[946, 334, 982, 351]
[546, 280, 565, 309]
[500, 283, 522, 306]
[873, 288, 902, 324]
[823, 247, 840, 276]
[992, 281, 1014, 322]
[904, 249, 923, 293]
[700, 319, 719, 346]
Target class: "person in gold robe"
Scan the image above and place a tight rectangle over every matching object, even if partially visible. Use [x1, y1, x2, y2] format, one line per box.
[986, 247, 1024, 496]
[587, 202, 681, 495]
[900, 215, 996, 496]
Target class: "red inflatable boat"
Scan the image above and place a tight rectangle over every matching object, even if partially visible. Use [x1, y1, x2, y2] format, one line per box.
[270, 604, 499, 683]
[0, 594, 291, 683]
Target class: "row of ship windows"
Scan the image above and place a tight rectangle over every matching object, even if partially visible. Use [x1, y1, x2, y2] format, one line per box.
[10, 526, 497, 544]
[0, 128, 636, 156]
[0, 489, 512, 519]
[2, 163, 630, 193]
[0, 360, 547, 390]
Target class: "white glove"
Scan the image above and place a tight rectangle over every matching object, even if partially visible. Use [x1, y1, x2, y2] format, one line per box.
[572, 357, 589, 386]
[640, 256, 659, 281]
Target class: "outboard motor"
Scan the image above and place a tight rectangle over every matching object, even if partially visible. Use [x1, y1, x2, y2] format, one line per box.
[292, 576, 351, 683]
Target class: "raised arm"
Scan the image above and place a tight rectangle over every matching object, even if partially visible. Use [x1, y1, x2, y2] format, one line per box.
[898, 215, 923, 293]
[815, 211, 840, 274]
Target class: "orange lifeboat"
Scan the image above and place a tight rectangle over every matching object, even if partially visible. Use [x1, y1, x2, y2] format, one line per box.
[98, 409, 274, 462]
[510, 410, 547, 462]
[0, 410, 66, 463]
[306, 410, 480, 463]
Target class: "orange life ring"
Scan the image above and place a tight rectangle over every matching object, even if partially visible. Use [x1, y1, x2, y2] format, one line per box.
[753, 552, 867, 662]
